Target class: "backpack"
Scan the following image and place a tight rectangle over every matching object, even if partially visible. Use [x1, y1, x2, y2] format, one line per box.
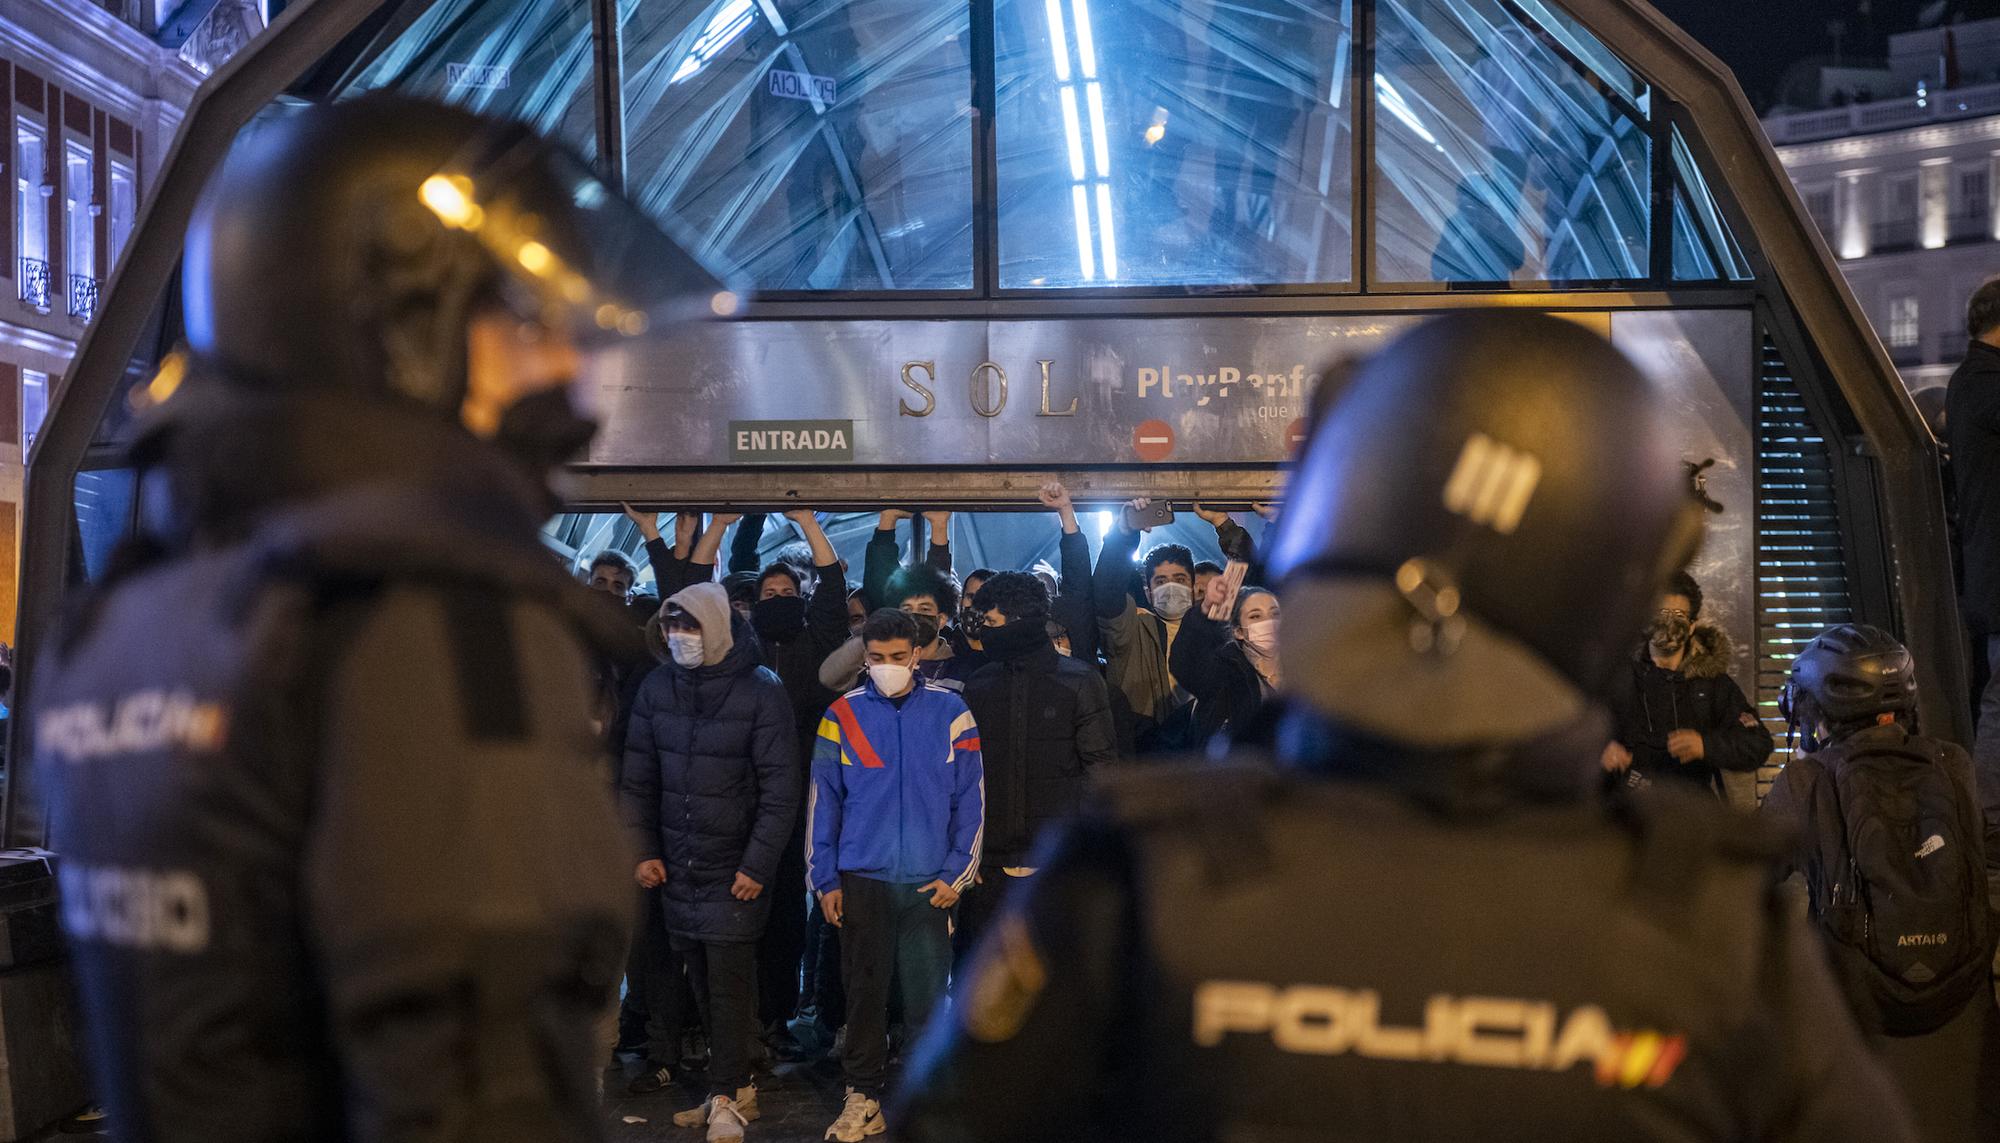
[1793, 732, 1991, 1035]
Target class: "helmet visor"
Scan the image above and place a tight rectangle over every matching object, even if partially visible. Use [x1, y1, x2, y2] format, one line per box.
[416, 122, 741, 345]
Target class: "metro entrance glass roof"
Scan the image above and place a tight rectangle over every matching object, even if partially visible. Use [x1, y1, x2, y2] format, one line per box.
[328, 0, 1751, 293]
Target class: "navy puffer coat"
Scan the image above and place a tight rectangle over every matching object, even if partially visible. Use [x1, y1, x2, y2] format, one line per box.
[621, 612, 801, 943]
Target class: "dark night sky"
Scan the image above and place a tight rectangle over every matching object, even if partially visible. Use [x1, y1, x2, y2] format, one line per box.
[1650, 0, 2000, 109]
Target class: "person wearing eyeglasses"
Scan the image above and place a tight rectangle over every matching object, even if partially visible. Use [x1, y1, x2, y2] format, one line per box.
[1602, 570, 1773, 800]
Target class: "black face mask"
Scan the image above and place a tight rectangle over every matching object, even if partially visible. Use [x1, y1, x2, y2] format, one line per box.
[956, 607, 986, 639]
[752, 594, 809, 641]
[493, 386, 597, 483]
[908, 612, 943, 648]
[981, 618, 1048, 660]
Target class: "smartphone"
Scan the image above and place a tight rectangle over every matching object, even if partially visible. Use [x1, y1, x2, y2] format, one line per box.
[1123, 500, 1176, 532]
[1206, 560, 1251, 621]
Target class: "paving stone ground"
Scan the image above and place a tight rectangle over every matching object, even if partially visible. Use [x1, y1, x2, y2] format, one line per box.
[34, 1051, 898, 1143]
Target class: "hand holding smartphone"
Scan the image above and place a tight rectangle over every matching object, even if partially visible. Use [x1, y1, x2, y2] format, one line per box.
[1123, 498, 1176, 532]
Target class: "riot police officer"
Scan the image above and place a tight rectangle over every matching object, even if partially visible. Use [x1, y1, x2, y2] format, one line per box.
[33, 95, 726, 1141]
[896, 311, 1917, 1142]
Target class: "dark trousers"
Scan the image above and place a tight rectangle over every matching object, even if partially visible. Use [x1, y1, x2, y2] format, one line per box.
[671, 935, 758, 1095]
[623, 887, 686, 1065]
[802, 902, 845, 1028]
[757, 824, 810, 1028]
[839, 874, 951, 1099]
[1973, 638, 2000, 850]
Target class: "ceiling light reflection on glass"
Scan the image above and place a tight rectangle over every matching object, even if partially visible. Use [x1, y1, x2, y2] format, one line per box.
[1046, 0, 1115, 281]
[671, 0, 756, 85]
[1376, 73, 1444, 152]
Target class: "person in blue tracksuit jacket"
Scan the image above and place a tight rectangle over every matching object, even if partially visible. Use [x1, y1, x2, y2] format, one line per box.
[808, 608, 984, 1142]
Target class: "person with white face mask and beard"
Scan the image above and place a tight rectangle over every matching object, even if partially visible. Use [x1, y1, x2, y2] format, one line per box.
[1171, 582, 1283, 748]
[1601, 570, 1772, 800]
[1092, 499, 1263, 754]
[623, 582, 801, 1140]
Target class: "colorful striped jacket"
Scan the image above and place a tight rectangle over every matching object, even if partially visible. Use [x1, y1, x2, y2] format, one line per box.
[807, 677, 984, 895]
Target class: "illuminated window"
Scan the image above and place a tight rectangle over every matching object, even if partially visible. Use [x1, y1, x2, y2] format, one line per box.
[109, 162, 137, 267]
[1888, 296, 1920, 349]
[65, 140, 95, 318]
[14, 118, 48, 309]
[21, 369, 48, 449]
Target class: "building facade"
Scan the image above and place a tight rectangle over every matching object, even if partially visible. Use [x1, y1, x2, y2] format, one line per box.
[1767, 18, 2000, 394]
[0, 0, 264, 638]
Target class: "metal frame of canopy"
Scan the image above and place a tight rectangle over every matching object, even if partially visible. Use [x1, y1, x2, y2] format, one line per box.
[5, 0, 1962, 847]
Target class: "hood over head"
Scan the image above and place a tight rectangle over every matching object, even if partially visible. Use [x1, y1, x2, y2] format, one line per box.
[664, 581, 736, 667]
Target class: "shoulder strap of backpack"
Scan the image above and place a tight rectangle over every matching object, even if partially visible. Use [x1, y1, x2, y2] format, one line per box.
[1800, 740, 1865, 911]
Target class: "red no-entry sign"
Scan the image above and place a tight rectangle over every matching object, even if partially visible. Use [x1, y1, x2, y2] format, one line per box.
[1134, 419, 1176, 462]
[1286, 418, 1310, 454]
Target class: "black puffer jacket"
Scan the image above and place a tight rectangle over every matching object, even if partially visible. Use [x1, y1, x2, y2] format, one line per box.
[1607, 621, 1772, 798]
[622, 613, 800, 943]
[1169, 613, 1270, 746]
[962, 620, 1119, 866]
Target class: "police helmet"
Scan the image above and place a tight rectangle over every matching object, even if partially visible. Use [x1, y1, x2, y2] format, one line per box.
[180, 94, 728, 413]
[1268, 310, 1704, 749]
[1781, 624, 1916, 735]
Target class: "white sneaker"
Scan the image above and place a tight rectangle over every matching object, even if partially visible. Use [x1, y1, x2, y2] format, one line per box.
[824, 1089, 885, 1142]
[704, 1095, 747, 1143]
[674, 1086, 761, 1127]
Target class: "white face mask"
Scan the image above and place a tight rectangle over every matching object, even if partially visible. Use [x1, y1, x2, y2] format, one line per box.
[667, 631, 705, 669]
[1242, 617, 1279, 656]
[1054, 643, 1072, 657]
[1152, 581, 1194, 621]
[869, 662, 916, 697]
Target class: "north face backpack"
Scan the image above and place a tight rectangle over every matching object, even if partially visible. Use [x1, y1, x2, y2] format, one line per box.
[1795, 733, 1991, 1035]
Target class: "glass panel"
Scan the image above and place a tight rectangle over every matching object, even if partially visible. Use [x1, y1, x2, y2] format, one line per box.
[74, 468, 137, 583]
[993, 0, 1354, 289]
[1374, 0, 1650, 285]
[621, 0, 975, 291]
[1670, 125, 1751, 281]
[1506, 0, 1642, 100]
[340, 0, 597, 160]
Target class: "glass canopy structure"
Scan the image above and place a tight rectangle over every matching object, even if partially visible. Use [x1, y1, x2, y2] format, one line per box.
[3, 0, 1965, 843]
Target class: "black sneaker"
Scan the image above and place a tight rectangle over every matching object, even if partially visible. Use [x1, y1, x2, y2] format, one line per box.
[626, 1063, 675, 1095]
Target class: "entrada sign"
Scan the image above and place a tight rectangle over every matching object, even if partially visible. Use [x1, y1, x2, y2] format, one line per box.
[728, 419, 856, 463]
